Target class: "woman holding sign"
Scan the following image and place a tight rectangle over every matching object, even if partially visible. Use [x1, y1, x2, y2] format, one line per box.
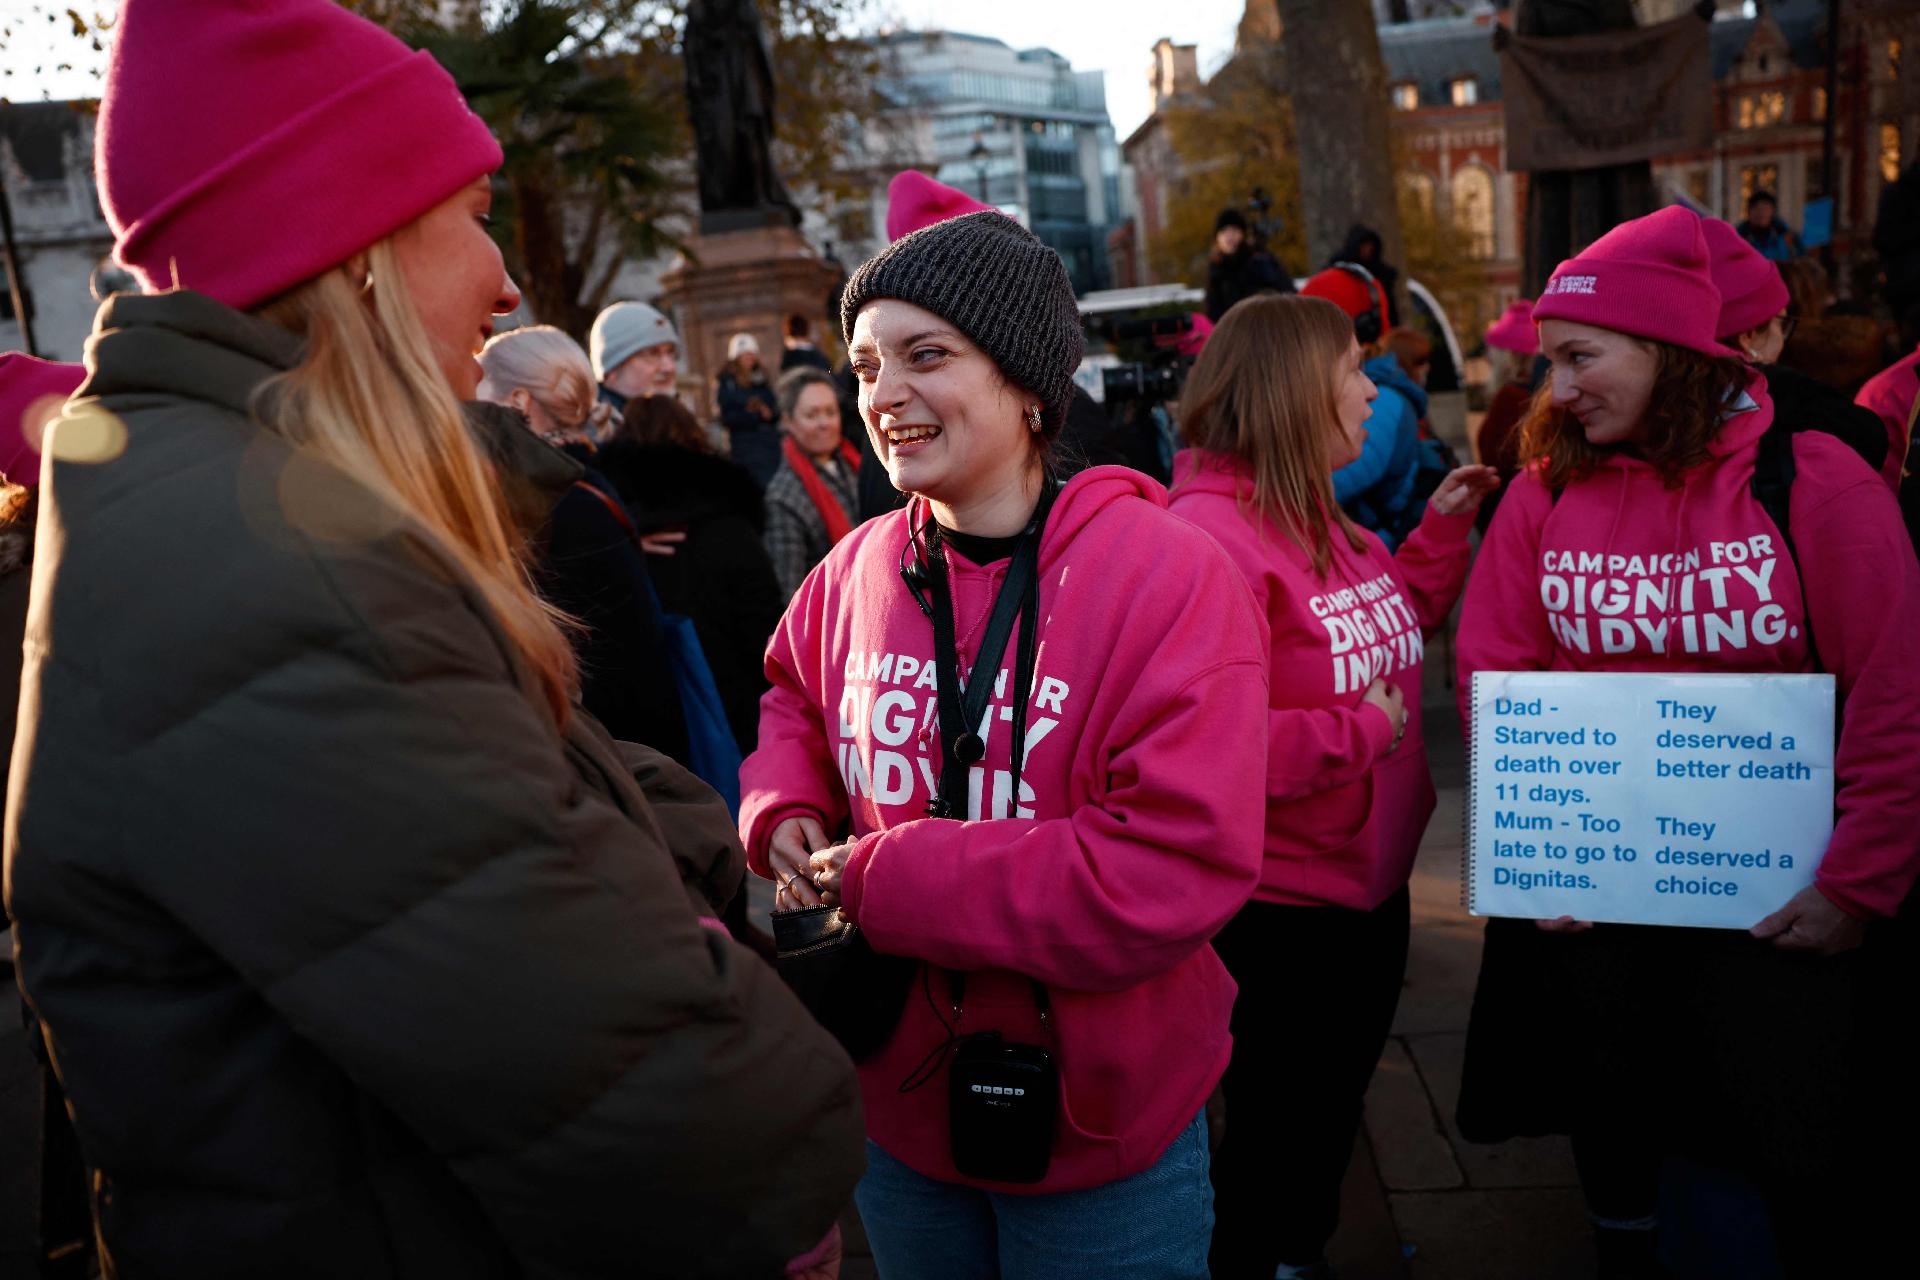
[1456, 206, 1920, 1277]
[741, 209, 1269, 1278]
[1169, 293, 1498, 1280]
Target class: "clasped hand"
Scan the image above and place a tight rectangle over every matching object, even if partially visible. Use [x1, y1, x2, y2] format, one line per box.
[769, 816, 854, 910]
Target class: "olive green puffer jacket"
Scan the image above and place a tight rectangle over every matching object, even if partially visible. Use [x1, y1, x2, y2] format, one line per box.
[4, 291, 861, 1279]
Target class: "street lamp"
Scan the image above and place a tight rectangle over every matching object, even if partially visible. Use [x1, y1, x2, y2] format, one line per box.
[968, 133, 991, 204]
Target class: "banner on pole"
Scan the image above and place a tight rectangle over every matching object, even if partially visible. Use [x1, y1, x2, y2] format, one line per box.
[1501, 13, 1714, 173]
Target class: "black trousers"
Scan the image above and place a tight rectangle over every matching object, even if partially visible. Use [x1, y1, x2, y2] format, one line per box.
[1208, 889, 1411, 1278]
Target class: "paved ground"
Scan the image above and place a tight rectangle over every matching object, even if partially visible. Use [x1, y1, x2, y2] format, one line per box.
[1329, 684, 1596, 1280]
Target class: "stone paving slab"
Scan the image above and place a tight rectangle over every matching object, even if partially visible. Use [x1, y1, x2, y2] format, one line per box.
[1391, 1187, 1596, 1280]
[1403, 1032, 1579, 1191]
[1363, 1040, 1465, 1193]
[1327, 1131, 1414, 1280]
[1388, 919, 1479, 1038]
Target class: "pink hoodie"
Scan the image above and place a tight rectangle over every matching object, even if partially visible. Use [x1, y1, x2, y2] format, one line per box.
[1458, 377, 1920, 918]
[1855, 343, 1917, 489]
[740, 466, 1268, 1193]
[1170, 450, 1474, 910]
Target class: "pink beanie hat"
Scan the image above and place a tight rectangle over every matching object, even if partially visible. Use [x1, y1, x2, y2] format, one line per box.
[886, 171, 996, 243]
[97, 0, 503, 310]
[0, 354, 85, 484]
[1532, 207, 1734, 357]
[1484, 299, 1538, 355]
[1700, 218, 1790, 342]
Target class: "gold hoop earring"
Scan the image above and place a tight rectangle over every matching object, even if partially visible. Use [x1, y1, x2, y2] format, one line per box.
[1027, 405, 1043, 432]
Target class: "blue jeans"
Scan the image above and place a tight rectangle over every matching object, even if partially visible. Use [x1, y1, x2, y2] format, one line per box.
[853, 1108, 1213, 1280]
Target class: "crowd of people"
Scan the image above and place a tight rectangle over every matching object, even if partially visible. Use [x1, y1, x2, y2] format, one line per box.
[3, 2, 1919, 1278]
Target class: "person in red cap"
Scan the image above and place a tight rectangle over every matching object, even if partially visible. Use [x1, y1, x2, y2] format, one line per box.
[1454, 205, 1920, 1277]
[4, 2, 862, 1275]
[1301, 264, 1427, 549]
[1473, 299, 1538, 532]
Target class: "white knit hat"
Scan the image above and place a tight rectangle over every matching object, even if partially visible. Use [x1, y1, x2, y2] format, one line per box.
[727, 331, 760, 360]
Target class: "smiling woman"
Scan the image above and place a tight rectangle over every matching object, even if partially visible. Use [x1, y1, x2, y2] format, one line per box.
[742, 209, 1272, 1279]
[849, 301, 1042, 535]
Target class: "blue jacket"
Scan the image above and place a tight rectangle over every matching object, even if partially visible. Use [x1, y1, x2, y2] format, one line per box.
[1333, 354, 1426, 547]
[1736, 219, 1802, 263]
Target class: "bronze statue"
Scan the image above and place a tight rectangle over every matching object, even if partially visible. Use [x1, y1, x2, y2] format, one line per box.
[683, 0, 799, 231]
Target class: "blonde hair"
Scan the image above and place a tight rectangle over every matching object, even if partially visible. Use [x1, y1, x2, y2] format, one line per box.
[477, 324, 615, 440]
[251, 239, 577, 726]
[1177, 294, 1367, 575]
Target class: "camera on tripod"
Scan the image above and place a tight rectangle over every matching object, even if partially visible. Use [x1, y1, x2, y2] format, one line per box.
[1247, 186, 1283, 255]
[1094, 312, 1194, 406]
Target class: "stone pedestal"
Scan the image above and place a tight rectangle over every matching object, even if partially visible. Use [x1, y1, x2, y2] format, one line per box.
[658, 220, 845, 422]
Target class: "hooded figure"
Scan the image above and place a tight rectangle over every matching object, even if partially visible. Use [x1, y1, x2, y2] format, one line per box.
[1328, 224, 1399, 305]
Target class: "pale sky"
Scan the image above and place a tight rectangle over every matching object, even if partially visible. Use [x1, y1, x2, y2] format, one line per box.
[5, 1, 1246, 139]
[888, 0, 1248, 139]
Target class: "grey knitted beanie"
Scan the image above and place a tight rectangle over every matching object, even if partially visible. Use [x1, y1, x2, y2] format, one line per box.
[840, 212, 1084, 432]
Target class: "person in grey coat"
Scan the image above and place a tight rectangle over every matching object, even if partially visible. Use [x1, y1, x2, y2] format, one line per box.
[763, 366, 862, 599]
[3, 3, 862, 1277]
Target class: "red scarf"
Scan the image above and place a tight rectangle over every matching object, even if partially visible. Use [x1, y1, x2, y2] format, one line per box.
[782, 434, 861, 545]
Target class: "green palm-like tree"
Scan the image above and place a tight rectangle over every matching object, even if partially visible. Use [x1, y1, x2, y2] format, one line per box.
[408, 0, 684, 339]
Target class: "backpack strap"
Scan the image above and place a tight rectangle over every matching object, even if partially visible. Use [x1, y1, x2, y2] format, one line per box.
[1751, 419, 1822, 672]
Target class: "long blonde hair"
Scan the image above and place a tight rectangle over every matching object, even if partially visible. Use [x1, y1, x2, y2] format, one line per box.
[476, 324, 614, 440]
[1178, 294, 1367, 575]
[251, 239, 577, 726]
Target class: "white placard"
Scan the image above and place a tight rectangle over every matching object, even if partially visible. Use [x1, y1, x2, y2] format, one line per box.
[1466, 671, 1835, 928]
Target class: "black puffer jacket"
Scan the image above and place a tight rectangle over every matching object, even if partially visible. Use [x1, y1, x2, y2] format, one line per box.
[1204, 246, 1291, 323]
[5, 291, 863, 1278]
[590, 440, 786, 754]
[468, 408, 690, 762]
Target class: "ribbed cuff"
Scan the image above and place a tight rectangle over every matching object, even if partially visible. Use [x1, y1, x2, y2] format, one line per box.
[1812, 876, 1874, 920]
[839, 834, 882, 924]
[1359, 701, 1398, 758]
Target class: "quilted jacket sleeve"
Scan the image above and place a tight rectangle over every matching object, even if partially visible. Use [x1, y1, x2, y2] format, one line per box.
[112, 528, 863, 1279]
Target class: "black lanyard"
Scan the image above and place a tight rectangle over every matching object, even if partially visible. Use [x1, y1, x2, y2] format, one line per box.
[922, 482, 1058, 821]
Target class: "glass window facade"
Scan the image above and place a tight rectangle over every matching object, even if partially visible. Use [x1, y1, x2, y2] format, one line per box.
[880, 33, 1116, 293]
